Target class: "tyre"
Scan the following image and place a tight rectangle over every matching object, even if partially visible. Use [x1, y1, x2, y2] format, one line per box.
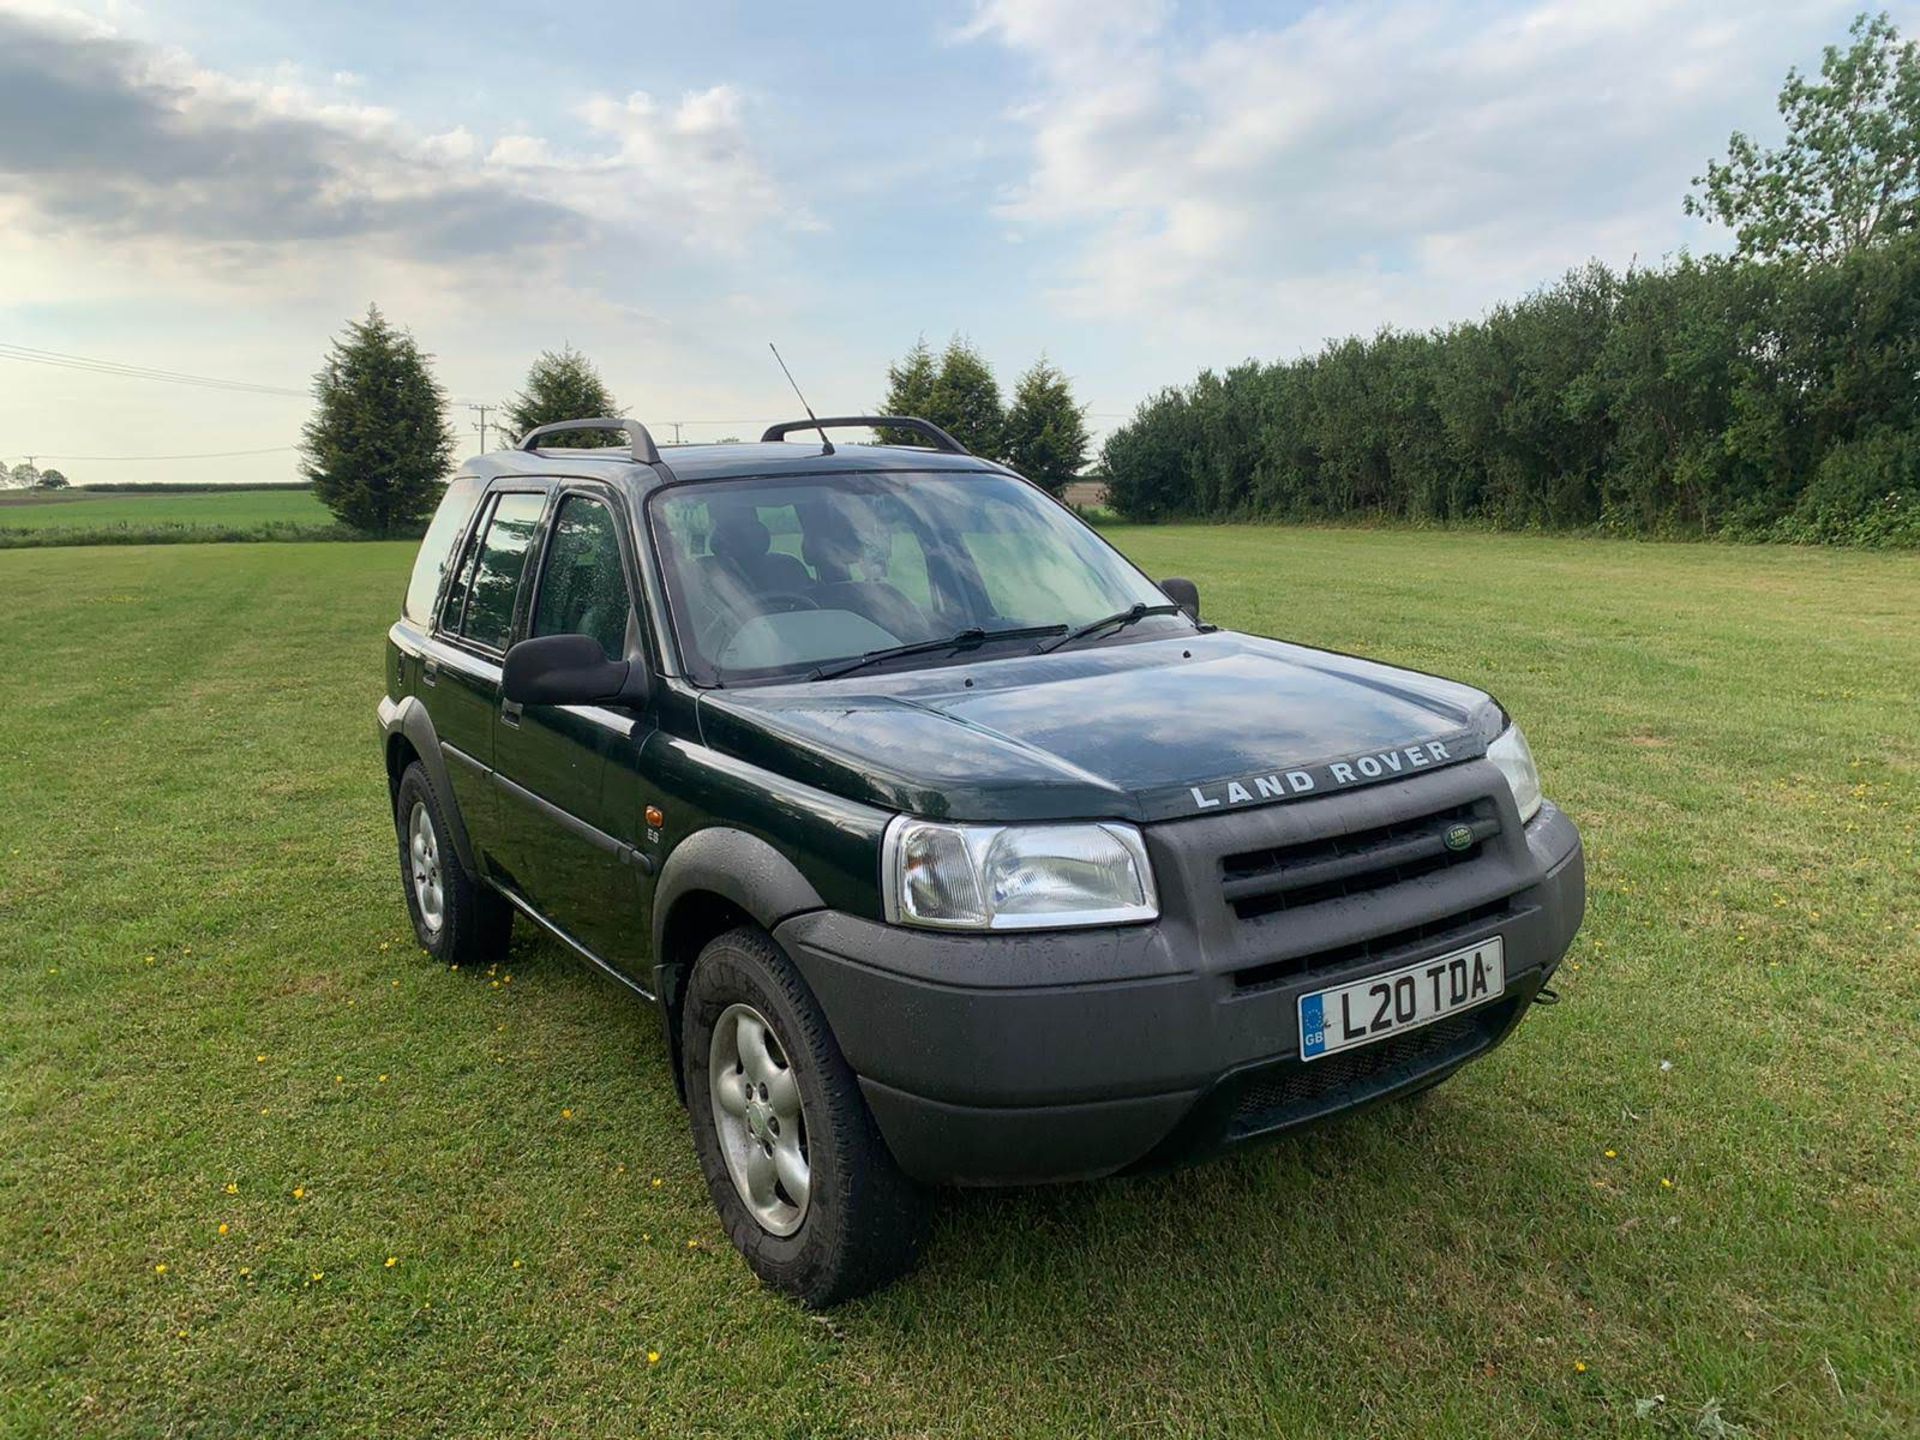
[394, 762, 511, 968]
[682, 925, 929, 1306]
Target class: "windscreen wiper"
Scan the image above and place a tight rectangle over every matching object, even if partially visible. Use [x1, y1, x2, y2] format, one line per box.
[807, 624, 1067, 682]
[1035, 602, 1187, 655]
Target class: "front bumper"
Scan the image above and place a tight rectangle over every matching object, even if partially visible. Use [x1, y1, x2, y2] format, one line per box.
[775, 788, 1584, 1186]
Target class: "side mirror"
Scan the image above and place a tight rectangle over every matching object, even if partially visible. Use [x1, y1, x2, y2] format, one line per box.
[1159, 576, 1200, 622]
[501, 633, 649, 708]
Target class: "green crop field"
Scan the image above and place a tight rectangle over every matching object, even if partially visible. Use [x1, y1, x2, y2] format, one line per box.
[0, 487, 332, 540]
[2, 529, 1915, 1438]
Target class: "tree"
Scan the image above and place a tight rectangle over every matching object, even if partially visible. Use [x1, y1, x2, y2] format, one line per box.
[503, 345, 621, 447]
[37, 468, 69, 489]
[1687, 11, 1920, 263]
[1001, 356, 1090, 495]
[929, 336, 1005, 459]
[7, 461, 41, 489]
[876, 337, 938, 445]
[300, 305, 456, 536]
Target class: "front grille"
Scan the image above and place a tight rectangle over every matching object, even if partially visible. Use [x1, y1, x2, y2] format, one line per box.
[1226, 1002, 1510, 1138]
[1230, 899, 1511, 992]
[1221, 798, 1499, 923]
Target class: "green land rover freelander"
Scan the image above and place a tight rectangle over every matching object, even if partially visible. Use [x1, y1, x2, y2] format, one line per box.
[379, 416, 1586, 1305]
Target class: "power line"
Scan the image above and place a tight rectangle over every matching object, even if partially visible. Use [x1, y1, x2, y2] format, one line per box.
[0, 343, 311, 398]
[0, 445, 297, 463]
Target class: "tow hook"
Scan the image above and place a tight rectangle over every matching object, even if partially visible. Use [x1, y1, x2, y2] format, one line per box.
[1533, 984, 1561, 1006]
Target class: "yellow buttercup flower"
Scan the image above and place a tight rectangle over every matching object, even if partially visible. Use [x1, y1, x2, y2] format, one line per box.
[154, 1263, 168, 1274]
[561, 1109, 573, 1120]
[647, 1350, 661, 1366]
[1604, 1150, 1616, 1160]
[292, 1187, 306, 1200]
[218, 1223, 229, 1236]
[225, 1182, 239, 1195]
[512, 1259, 522, 1269]
[1574, 1361, 1587, 1374]
[385, 1256, 398, 1268]
[1661, 1177, 1674, 1189]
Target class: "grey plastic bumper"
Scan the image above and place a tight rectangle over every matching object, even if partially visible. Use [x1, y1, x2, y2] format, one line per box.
[774, 802, 1584, 1186]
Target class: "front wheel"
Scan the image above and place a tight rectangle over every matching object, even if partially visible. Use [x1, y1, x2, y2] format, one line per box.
[683, 926, 928, 1306]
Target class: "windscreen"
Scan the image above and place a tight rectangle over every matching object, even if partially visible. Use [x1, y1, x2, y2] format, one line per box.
[648, 472, 1172, 683]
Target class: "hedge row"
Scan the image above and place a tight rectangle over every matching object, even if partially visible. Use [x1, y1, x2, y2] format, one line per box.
[1101, 238, 1920, 546]
[0, 521, 406, 549]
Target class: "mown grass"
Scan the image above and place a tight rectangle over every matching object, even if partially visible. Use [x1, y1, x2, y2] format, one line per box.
[1, 529, 1915, 1438]
[0, 487, 336, 546]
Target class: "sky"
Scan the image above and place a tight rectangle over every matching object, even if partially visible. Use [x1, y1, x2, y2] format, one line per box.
[0, 0, 1908, 484]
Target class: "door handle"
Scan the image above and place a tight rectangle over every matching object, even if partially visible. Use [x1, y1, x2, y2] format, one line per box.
[500, 698, 523, 729]
[422, 657, 439, 687]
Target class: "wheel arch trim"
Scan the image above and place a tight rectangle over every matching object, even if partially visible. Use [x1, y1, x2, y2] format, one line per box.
[650, 827, 829, 963]
[380, 695, 480, 877]
[648, 827, 831, 1101]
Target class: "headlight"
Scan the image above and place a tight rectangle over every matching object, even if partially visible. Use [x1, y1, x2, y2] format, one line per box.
[1487, 723, 1543, 823]
[882, 818, 1158, 930]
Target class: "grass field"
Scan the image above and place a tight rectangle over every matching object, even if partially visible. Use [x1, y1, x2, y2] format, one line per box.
[0, 487, 333, 542]
[2, 528, 1916, 1438]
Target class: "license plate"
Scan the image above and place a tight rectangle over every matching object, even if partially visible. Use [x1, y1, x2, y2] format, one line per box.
[1298, 936, 1505, 1061]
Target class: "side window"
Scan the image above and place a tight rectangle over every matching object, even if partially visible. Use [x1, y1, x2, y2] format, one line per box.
[876, 517, 934, 610]
[438, 494, 491, 636]
[759, 503, 808, 569]
[532, 495, 634, 658]
[404, 475, 485, 625]
[458, 492, 548, 652]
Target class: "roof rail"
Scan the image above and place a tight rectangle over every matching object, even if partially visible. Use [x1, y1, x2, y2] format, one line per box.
[760, 415, 969, 455]
[516, 417, 661, 465]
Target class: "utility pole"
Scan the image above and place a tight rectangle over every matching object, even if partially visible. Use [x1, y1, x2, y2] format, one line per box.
[467, 403, 493, 454]
[669, 421, 683, 444]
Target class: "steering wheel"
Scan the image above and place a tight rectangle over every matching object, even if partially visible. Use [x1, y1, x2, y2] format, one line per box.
[700, 590, 821, 661]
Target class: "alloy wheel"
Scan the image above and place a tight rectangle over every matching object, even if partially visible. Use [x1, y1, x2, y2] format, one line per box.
[708, 1002, 811, 1236]
[407, 801, 445, 934]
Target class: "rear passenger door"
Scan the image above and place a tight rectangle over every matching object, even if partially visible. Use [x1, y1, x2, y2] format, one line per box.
[426, 488, 549, 868]
[489, 487, 648, 960]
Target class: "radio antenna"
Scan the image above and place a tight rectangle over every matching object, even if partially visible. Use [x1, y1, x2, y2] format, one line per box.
[768, 342, 834, 455]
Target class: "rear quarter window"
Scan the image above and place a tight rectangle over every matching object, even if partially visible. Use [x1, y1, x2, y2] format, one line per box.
[402, 476, 486, 625]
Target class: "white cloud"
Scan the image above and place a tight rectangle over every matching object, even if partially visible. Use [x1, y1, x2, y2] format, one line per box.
[0, 2, 804, 297]
[487, 85, 815, 251]
[964, 0, 1867, 359]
